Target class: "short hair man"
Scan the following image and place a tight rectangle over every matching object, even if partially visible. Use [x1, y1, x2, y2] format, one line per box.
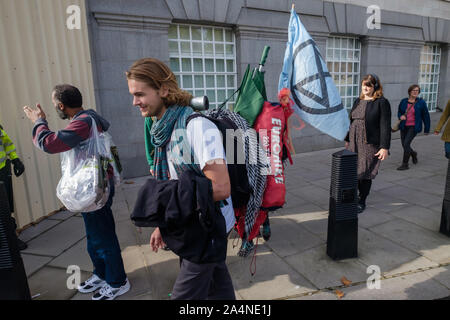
[23, 84, 130, 300]
[127, 58, 236, 300]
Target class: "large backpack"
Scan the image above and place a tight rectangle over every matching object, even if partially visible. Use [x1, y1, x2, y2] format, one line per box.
[186, 108, 269, 239]
[186, 112, 251, 208]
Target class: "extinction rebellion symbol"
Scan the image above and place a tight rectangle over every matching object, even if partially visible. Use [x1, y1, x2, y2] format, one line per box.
[290, 39, 344, 115]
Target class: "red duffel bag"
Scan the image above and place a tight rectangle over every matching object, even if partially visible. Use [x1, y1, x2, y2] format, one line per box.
[254, 101, 293, 211]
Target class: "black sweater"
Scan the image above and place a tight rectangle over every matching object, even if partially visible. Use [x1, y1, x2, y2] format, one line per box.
[345, 96, 392, 150]
[130, 170, 227, 264]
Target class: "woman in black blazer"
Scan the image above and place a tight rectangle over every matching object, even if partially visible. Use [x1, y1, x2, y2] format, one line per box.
[345, 74, 392, 214]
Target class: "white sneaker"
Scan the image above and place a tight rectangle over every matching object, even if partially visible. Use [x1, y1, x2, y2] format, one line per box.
[92, 278, 131, 300]
[78, 274, 106, 293]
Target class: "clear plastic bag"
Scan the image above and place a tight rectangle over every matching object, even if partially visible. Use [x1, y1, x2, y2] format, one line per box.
[56, 117, 111, 212]
[103, 132, 122, 186]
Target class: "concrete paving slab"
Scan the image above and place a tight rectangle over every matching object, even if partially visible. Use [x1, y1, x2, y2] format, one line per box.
[141, 244, 180, 299]
[383, 257, 439, 277]
[356, 228, 423, 274]
[285, 244, 369, 289]
[70, 291, 92, 300]
[358, 206, 397, 229]
[414, 162, 449, 174]
[21, 217, 86, 257]
[28, 266, 89, 300]
[366, 192, 410, 213]
[282, 209, 329, 241]
[228, 244, 317, 300]
[47, 210, 78, 221]
[21, 253, 53, 277]
[308, 177, 331, 190]
[135, 226, 153, 247]
[422, 172, 447, 184]
[370, 219, 450, 264]
[430, 202, 443, 214]
[264, 216, 324, 258]
[393, 177, 447, 197]
[290, 185, 330, 210]
[121, 176, 150, 189]
[296, 169, 331, 183]
[19, 219, 61, 243]
[374, 169, 412, 182]
[387, 167, 438, 179]
[285, 173, 312, 190]
[123, 186, 142, 209]
[289, 291, 337, 300]
[117, 246, 151, 299]
[424, 266, 450, 289]
[378, 185, 443, 208]
[389, 205, 442, 232]
[368, 178, 396, 192]
[338, 271, 450, 300]
[276, 202, 325, 216]
[282, 191, 310, 209]
[113, 187, 126, 203]
[111, 200, 131, 223]
[115, 220, 140, 249]
[126, 291, 153, 300]
[48, 238, 92, 272]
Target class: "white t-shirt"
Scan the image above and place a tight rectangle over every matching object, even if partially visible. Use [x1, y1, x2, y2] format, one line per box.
[166, 117, 235, 233]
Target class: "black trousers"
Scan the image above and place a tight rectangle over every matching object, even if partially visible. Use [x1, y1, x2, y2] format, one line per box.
[358, 179, 372, 205]
[0, 162, 16, 230]
[400, 126, 417, 164]
[171, 258, 236, 300]
[0, 161, 14, 212]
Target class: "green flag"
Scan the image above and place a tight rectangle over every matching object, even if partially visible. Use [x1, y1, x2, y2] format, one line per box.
[233, 46, 270, 127]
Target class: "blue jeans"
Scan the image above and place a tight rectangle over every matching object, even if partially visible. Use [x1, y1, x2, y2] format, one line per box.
[81, 181, 126, 288]
[445, 142, 450, 159]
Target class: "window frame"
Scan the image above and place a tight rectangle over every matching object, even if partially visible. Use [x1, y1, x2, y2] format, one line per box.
[418, 43, 441, 112]
[325, 36, 361, 110]
[168, 24, 238, 110]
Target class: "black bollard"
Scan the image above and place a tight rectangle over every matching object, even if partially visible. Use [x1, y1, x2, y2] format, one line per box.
[440, 159, 450, 236]
[0, 181, 31, 300]
[326, 149, 358, 260]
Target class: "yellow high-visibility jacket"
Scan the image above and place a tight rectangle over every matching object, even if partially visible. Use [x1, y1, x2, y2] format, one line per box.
[0, 128, 19, 170]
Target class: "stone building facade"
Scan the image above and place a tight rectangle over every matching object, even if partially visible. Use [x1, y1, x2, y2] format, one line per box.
[85, 0, 450, 178]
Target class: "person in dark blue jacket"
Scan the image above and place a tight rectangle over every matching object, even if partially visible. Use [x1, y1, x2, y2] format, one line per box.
[396, 84, 430, 170]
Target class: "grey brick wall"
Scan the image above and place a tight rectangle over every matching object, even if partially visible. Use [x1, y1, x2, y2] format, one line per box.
[86, 0, 450, 178]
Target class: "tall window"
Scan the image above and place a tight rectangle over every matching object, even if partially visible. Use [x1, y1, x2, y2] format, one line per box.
[168, 24, 237, 109]
[326, 37, 361, 109]
[419, 44, 441, 112]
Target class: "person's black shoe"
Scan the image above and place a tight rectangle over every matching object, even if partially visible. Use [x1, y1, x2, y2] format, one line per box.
[411, 151, 418, 164]
[357, 203, 366, 214]
[397, 163, 409, 170]
[17, 238, 28, 251]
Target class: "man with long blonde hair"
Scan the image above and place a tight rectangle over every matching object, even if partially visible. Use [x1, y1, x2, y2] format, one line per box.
[127, 58, 235, 299]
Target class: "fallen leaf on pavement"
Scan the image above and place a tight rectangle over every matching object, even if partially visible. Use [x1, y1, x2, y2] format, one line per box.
[124, 181, 135, 184]
[341, 276, 352, 286]
[335, 289, 345, 299]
